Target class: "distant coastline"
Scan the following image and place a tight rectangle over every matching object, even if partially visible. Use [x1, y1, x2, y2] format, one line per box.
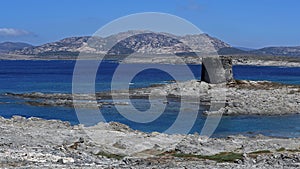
[1, 53, 300, 67]
[1, 31, 300, 67]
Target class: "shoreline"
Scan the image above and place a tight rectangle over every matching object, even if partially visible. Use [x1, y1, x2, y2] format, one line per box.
[1, 54, 300, 67]
[4, 79, 300, 116]
[0, 115, 299, 168]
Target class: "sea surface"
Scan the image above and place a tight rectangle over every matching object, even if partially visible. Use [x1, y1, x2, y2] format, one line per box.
[0, 60, 300, 137]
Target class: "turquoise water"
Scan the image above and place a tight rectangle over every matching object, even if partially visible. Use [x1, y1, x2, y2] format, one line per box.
[0, 60, 299, 137]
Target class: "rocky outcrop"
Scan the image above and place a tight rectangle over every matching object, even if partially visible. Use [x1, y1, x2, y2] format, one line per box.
[4, 92, 128, 108]
[4, 79, 300, 116]
[0, 116, 300, 168]
[158, 80, 300, 115]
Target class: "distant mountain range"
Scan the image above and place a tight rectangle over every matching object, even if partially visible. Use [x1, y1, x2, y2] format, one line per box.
[0, 42, 32, 53]
[234, 47, 255, 51]
[8, 31, 230, 57]
[251, 46, 300, 57]
[1, 30, 300, 58]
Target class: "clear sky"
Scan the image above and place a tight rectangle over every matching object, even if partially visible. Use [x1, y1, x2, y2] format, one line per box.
[1, 0, 299, 48]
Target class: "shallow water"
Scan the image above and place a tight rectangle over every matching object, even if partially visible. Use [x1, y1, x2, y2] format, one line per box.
[0, 60, 299, 137]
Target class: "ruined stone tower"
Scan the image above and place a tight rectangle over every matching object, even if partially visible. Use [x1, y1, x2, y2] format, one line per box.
[201, 56, 233, 84]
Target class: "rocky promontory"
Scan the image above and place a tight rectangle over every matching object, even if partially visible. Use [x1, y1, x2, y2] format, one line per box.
[5, 79, 300, 116]
[155, 79, 300, 116]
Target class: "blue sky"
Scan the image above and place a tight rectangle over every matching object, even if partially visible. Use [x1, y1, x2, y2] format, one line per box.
[1, 0, 300, 48]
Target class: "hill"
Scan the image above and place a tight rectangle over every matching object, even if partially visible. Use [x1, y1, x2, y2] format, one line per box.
[10, 31, 230, 57]
[0, 42, 32, 53]
[250, 46, 300, 57]
[3, 31, 300, 60]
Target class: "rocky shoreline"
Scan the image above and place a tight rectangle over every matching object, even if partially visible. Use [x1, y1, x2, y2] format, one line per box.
[0, 116, 300, 168]
[2, 53, 300, 67]
[233, 59, 300, 67]
[2, 77, 300, 168]
[158, 79, 300, 116]
[4, 79, 300, 116]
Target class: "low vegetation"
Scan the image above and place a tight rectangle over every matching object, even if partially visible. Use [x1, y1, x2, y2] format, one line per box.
[96, 151, 125, 160]
[172, 152, 243, 163]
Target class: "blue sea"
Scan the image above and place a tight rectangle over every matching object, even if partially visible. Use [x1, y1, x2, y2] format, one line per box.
[0, 60, 300, 137]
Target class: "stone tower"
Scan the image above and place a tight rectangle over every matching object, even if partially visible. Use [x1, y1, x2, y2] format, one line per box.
[201, 56, 233, 84]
